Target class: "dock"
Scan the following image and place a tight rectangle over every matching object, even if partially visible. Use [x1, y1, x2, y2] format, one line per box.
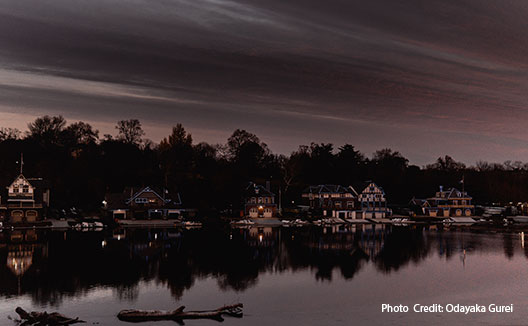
[117, 219, 182, 228]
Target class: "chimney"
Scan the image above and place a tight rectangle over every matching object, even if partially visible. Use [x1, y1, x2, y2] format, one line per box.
[266, 181, 271, 191]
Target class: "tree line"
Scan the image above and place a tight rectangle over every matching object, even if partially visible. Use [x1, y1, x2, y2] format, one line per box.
[0, 116, 527, 214]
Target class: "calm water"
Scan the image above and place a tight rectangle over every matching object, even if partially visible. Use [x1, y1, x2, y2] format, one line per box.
[0, 225, 527, 325]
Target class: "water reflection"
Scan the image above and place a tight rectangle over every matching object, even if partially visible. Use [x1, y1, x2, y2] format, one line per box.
[0, 225, 525, 306]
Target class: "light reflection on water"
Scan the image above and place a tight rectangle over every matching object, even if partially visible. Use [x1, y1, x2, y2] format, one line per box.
[0, 225, 527, 325]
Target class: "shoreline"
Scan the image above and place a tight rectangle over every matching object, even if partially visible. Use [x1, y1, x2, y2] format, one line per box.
[1, 216, 525, 231]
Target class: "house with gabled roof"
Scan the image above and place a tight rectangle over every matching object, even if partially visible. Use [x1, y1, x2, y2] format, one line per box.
[357, 182, 390, 218]
[424, 186, 474, 217]
[3, 174, 50, 224]
[104, 186, 182, 220]
[301, 184, 358, 218]
[244, 182, 277, 218]
[408, 197, 431, 216]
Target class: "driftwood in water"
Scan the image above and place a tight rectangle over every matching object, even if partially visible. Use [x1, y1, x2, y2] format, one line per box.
[117, 303, 243, 323]
[14, 307, 85, 325]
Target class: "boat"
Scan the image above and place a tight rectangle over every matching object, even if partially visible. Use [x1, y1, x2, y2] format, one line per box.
[73, 221, 105, 230]
[293, 219, 309, 226]
[230, 219, 255, 225]
[313, 218, 345, 226]
[183, 221, 203, 227]
[512, 216, 528, 223]
[450, 217, 476, 225]
[281, 219, 309, 227]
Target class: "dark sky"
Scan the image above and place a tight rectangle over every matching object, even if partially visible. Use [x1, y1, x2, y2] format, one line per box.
[1, 0, 528, 165]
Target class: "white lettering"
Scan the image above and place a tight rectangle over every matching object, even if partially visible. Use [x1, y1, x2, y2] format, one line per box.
[446, 304, 486, 314]
[381, 304, 409, 312]
[413, 304, 444, 313]
[489, 304, 513, 313]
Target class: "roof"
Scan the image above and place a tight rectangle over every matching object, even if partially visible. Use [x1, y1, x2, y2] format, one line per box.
[430, 187, 472, 200]
[7, 175, 50, 189]
[125, 186, 168, 204]
[7, 174, 32, 189]
[302, 184, 358, 196]
[445, 187, 472, 199]
[358, 181, 385, 195]
[245, 182, 275, 197]
[409, 197, 430, 207]
[105, 186, 182, 210]
[5, 175, 50, 205]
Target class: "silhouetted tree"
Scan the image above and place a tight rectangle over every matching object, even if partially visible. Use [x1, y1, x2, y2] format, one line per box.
[5, 116, 528, 214]
[336, 144, 365, 185]
[426, 155, 465, 171]
[160, 124, 192, 149]
[158, 124, 195, 204]
[227, 129, 269, 165]
[116, 119, 145, 145]
[372, 148, 408, 172]
[0, 127, 21, 141]
[27, 115, 67, 144]
[63, 122, 99, 146]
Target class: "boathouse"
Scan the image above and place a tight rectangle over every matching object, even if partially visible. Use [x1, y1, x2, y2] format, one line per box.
[3, 174, 50, 223]
[424, 186, 474, 217]
[104, 186, 183, 220]
[301, 184, 358, 218]
[356, 182, 390, 219]
[244, 182, 277, 218]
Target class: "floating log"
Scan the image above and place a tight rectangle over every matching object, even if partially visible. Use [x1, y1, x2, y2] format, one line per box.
[117, 303, 243, 323]
[14, 307, 85, 325]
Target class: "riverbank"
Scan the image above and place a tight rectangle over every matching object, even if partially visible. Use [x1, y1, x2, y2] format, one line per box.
[0, 215, 523, 231]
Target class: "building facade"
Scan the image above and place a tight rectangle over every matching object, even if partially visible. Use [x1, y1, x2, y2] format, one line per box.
[2, 174, 50, 223]
[244, 182, 277, 218]
[357, 182, 389, 218]
[424, 186, 474, 217]
[105, 186, 183, 220]
[301, 184, 358, 218]
[408, 197, 431, 216]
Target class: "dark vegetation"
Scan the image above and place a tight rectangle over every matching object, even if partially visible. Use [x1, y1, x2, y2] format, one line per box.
[0, 116, 527, 214]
